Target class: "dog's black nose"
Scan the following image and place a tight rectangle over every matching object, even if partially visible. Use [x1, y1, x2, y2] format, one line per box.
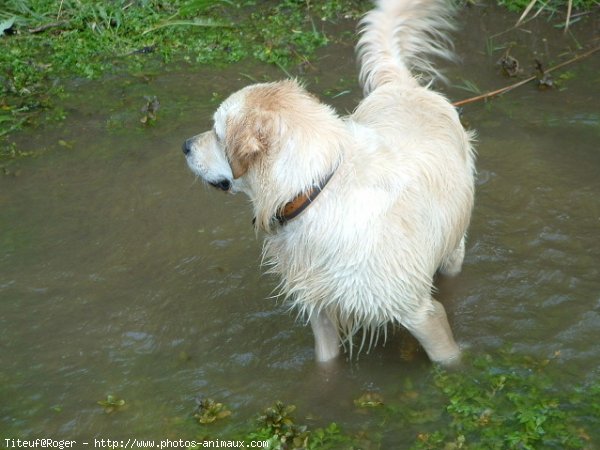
[182, 139, 192, 155]
[209, 179, 231, 191]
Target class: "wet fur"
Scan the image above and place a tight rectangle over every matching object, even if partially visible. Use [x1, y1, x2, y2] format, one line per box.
[184, 0, 476, 364]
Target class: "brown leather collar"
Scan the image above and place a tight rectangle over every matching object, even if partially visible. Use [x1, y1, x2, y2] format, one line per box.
[252, 170, 336, 228]
[275, 170, 335, 225]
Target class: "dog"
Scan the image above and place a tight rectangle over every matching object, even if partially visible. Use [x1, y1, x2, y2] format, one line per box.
[183, 0, 476, 365]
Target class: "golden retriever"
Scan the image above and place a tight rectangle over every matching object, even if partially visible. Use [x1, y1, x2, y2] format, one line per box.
[183, 0, 475, 365]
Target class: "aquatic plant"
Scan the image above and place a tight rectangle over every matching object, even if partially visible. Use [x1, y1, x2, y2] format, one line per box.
[414, 349, 596, 449]
[193, 397, 232, 424]
[256, 401, 310, 448]
[354, 392, 384, 408]
[241, 401, 357, 450]
[97, 394, 125, 413]
[140, 95, 160, 125]
[216, 351, 600, 449]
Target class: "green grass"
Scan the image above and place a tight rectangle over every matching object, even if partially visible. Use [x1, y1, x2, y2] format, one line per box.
[496, 0, 598, 13]
[0, 0, 367, 156]
[1, 0, 598, 159]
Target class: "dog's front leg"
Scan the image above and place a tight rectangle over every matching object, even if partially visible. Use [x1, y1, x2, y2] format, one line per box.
[310, 310, 340, 362]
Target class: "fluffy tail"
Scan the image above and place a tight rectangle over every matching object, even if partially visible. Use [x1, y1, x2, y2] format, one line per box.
[357, 0, 457, 95]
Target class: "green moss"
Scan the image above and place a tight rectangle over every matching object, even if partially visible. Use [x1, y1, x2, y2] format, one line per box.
[1, 0, 597, 155]
[412, 349, 598, 449]
[0, 0, 368, 148]
[188, 351, 599, 450]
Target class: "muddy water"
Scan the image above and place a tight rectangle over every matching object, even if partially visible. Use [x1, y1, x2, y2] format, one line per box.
[1, 4, 599, 443]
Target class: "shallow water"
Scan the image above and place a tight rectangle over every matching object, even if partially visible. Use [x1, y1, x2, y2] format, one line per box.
[1, 3, 599, 444]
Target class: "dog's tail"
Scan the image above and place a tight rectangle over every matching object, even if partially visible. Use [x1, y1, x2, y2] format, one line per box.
[357, 0, 456, 95]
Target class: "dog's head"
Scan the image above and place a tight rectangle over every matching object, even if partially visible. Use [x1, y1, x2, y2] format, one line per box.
[183, 80, 345, 229]
[183, 81, 297, 191]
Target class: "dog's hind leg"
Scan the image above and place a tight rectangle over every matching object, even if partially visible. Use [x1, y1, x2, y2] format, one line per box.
[403, 300, 460, 365]
[310, 310, 340, 362]
[439, 236, 465, 277]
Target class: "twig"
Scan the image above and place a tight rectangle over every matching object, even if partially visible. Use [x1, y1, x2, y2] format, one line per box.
[0, 117, 28, 137]
[452, 45, 600, 107]
[516, 0, 539, 27]
[565, 0, 573, 34]
[57, 0, 64, 20]
[142, 19, 230, 35]
[569, 10, 595, 20]
[490, 4, 546, 40]
[28, 21, 67, 34]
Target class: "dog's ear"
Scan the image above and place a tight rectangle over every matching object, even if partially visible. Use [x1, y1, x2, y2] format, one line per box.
[226, 111, 273, 179]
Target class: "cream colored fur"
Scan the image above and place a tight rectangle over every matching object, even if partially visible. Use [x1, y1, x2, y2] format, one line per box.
[184, 0, 476, 365]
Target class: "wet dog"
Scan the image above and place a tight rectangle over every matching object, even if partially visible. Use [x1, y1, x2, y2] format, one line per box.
[183, 0, 475, 364]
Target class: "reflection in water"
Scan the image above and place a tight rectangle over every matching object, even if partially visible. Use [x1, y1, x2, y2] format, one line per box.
[1, 3, 599, 441]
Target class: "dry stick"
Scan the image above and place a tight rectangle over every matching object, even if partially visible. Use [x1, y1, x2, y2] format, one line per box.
[28, 21, 67, 34]
[516, 0, 539, 27]
[452, 45, 600, 108]
[57, 0, 65, 20]
[565, 0, 573, 34]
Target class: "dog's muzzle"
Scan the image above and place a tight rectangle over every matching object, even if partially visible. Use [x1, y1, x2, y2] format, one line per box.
[182, 137, 231, 192]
